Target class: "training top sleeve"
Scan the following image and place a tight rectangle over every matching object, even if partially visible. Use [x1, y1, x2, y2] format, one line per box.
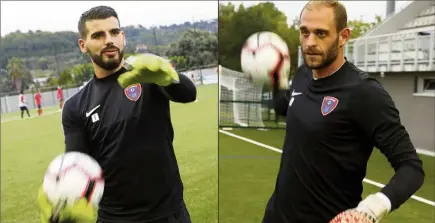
[159, 72, 197, 103]
[273, 88, 291, 117]
[349, 79, 425, 211]
[62, 98, 90, 154]
[272, 72, 291, 117]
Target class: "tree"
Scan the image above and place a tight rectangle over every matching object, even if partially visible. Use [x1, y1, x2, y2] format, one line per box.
[0, 68, 15, 94]
[165, 29, 217, 68]
[6, 57, 33, 91]
[170, 56, 189, 70]
[0, 20, 217, 76]
[58, 68, 73, 86]
[36, 58, 49, 70]
[71, 63, 94, 85]
[46, 76, 59, 87]
[0, 78, 15, 94]
[348, 15, 382, 39]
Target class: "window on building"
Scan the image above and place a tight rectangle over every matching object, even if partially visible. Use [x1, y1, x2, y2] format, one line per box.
[414, 77, 435, 97]
[424, 78, 435, 90]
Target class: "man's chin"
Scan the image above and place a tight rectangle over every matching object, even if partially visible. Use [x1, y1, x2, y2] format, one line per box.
[97, 60, 121, 70]
[103, 54, 119, 60]
[103, 57, 121, 65]
[106, 63, 121, 70]
[305, 61, 322, 69]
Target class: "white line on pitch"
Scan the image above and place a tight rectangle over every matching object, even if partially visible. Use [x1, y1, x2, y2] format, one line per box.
[415, 148, 435, 157]
[220, 129, 435, 158]
[219, 129, 435, 207]
[362, 178, 435, 206]
[220, 129, 283, 154]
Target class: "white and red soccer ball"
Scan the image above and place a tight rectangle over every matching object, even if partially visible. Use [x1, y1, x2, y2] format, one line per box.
[240, 31, 291, 89]
[42, 151, 105, 207]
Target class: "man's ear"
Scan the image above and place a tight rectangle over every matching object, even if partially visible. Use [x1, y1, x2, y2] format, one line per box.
[122, 31, 126, 46]
[78, 39, 87, 53]
[339, 27, 351, 48]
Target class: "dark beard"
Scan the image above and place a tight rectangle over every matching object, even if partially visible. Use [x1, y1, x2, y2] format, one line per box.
[304, 37, 339, 70]
[88, 48, 124, 70]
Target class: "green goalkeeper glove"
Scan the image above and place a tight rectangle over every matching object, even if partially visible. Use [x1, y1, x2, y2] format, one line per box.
[37, 187, 96, 223]
[118, 54, 180, 88]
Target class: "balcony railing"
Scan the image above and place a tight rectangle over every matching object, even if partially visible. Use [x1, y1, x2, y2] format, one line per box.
[297, 30, 435, 72]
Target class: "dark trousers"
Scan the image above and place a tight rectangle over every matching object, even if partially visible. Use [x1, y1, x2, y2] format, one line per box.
[97, 204, 192, 223]
[20, 106, 30, 118]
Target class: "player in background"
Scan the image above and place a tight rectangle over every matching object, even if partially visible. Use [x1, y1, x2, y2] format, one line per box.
[37, 5, 196, 223]
[34, 89, 43, 116]
[57, 86, 64, 109]
[18, 90, 31, 119]
[262, 1, 424, 223]
[190, 73, 195, 84]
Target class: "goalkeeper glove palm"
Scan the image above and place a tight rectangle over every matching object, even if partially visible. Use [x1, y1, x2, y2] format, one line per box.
[330, 192, 391, 223]
[118, 54, 180, 88]
[37, 187, 96, 223]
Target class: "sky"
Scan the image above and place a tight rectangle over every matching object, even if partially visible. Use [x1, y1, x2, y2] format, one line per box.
[221, 1, 413, 25]
[1, 1, 218, 36]
[1, 1, 413, 36]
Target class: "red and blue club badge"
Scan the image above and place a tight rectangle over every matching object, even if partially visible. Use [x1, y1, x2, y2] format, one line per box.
[124, 83, 142, 101]
[321, 96, 339, 116]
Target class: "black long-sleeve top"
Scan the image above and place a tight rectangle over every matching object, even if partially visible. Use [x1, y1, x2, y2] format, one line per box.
[61, 67, 197, 222]
[263, 60, 424, 222]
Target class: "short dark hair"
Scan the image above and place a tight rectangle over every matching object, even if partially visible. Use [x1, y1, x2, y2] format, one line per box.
[300, 0, 348, 33]
[78, 5, 120, 39]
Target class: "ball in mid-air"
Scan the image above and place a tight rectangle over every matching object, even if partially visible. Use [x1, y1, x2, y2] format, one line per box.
[240, 31, 290, 89]
[42, 151, 105, 207]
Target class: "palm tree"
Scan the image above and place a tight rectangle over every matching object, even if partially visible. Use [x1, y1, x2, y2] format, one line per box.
[6, 57, 25, 91]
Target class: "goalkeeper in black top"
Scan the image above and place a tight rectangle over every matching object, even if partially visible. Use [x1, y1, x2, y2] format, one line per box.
[262, 1, 425, 223]
[36, 6, 196, 223]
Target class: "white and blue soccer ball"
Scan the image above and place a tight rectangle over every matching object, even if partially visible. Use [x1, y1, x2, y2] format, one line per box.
[241, 31, 291, 89]
[42, 151, 105, 207]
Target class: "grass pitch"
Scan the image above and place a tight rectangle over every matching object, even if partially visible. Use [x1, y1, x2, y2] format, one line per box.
[219, 128, 435, 223]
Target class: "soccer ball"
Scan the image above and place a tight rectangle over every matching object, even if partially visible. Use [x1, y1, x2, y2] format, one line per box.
[240, 31, 290, 89]
[42, 151, 105, 207]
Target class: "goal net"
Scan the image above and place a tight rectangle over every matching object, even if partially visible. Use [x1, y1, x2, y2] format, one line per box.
[218, 65, 284, 129]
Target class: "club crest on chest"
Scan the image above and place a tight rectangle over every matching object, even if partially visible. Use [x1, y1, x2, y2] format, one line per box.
[124, 83, 142, 101]
[321, 96, 339, 116]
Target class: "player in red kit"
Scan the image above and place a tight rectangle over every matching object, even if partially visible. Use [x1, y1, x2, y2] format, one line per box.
[57, 86, 64, 109]
[34, 89, 43, 116]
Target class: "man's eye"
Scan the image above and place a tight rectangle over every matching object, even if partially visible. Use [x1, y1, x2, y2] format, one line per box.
[317, 31, 326, 37]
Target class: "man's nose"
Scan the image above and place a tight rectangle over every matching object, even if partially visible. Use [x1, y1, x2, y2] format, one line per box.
[306, 34, 317, 48]
[105, 33, 114, 45]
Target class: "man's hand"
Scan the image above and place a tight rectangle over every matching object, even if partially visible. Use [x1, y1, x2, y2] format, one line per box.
[329, 209, 375, 223]
[271, 69, 290, 91]
[37, 187, 96, 223]
[118, 54, 180, 88]
[330, 193, 391, 223]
